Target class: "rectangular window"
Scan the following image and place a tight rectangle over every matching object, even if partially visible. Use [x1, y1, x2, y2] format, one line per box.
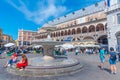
[117, 14, 120, 24]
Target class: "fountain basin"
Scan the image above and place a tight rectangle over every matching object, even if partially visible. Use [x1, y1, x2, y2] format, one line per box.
[7, 57, 83, 77]
[32, 41, 65, 45]
[7, 34, 83, 77]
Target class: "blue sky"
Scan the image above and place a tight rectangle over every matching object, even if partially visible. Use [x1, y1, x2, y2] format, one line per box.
[0, 0, 103, 40]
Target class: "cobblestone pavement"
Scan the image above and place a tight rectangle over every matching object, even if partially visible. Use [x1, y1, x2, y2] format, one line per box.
[0, 52, 120, 80]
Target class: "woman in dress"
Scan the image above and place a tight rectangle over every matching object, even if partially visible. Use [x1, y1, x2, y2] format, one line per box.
[16, 54, 28, 70]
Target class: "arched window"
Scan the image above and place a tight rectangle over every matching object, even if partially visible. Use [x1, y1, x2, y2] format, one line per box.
[77, 28, 81, 34]
[82, 27, 87, 33]
[96, 23, 104, 31]
[61, 31, 64, 36]
[89, 25, 95, 32]
[68, 30, 71, 35]
[65, 30, 67, 35]
[72, 29, 76, 35]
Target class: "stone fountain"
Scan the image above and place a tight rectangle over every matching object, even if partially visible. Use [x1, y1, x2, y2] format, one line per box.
[7, 26, 83, 77]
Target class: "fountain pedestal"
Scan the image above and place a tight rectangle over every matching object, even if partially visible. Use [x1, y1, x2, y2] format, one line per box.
[42, 45, 54, 60]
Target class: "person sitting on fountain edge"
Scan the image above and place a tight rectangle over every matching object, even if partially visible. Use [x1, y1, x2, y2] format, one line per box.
[4, 52, 18, 68]
[16, 53, 28, 71]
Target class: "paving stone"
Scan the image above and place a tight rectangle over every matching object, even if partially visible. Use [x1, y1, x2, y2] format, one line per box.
[0, 53, 119, 80]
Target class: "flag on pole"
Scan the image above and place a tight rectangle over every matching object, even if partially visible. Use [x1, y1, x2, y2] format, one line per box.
[104, 0, 107, 7]
[104, 0, 110, 7]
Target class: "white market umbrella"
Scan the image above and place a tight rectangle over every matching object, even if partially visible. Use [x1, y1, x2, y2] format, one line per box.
[85, 44, 100, 47]
[55, 45, 62, 48]
[4, 43, 15, 47]
[33, 45, 42, 48]
[61, 44, 75, 49]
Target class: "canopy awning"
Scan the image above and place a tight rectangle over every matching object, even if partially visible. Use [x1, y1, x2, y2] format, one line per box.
[4, 43, 15, 47]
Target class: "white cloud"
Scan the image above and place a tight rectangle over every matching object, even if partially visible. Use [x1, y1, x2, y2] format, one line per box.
[6, 0, 67, 24]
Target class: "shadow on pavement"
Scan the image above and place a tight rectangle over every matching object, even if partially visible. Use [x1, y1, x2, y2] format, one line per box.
[103, 68, 111, 73]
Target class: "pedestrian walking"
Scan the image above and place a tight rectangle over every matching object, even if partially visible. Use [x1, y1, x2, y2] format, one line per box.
[75, 48, 79, 55]
[108, 47, 117, 74]
[99, 48, 105, 69]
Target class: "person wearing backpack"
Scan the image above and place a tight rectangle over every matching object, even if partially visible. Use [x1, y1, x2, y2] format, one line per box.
[108, 47, 117, 74]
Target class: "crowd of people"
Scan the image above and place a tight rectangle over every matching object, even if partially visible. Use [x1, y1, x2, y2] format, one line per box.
[0, 45, 120, 74]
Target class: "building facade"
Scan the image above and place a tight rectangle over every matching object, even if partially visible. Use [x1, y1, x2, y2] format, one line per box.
[34, 1, 108, 47]
[2, 34, 13, 43]
[18, 29, 37, 46]
[33, 0, 120, 51]
[106, 0, 120, 51]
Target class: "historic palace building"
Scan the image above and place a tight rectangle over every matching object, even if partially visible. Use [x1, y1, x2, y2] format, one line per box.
[34, 1, 108, 47]
[33, 0, 120, 50]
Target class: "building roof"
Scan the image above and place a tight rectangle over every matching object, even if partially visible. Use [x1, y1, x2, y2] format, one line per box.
[45, 1, 105, 26]
[18, 29, 37, 33]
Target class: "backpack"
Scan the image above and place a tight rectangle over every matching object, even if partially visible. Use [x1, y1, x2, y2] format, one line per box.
[110, 52, 117, 60]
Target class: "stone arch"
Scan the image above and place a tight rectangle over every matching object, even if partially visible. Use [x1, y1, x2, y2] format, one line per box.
[72, 38, 76, 41]
[82, 26, 87, 33]
[58, 32, 60, 36]
[97, 35, 108, 44]
[96, 23, 104, 31]
[72, 29, 76, 35]
[115, 31, 120, 46]
[77, 28, 81, 34]
[54, 32, 56, 37]
[43, 35, 46, 38]
[61, 31, 64, 36]
[57, 32, 59, 37]
[55, 32, 58, 37]
[83, 36, 94, 42]
[89, 25, 95, 32]
[41, 35, 43, 38]
[68, 29, 71, 35]
[65, 30, 67, 35]
[50, 33, 53, 37]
